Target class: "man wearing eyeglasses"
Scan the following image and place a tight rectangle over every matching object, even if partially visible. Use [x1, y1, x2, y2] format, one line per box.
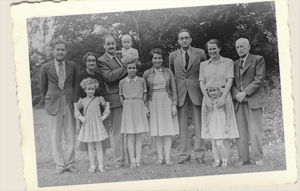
[169, 29, 207, 164]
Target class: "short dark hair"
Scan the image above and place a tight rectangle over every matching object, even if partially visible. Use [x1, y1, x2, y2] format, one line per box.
[82, 52, 98, 65]
[150, 48, 163, 59]
[206, 39, 221, 50]
[177, 28, 191, 38]
[102, 34, 115, 44]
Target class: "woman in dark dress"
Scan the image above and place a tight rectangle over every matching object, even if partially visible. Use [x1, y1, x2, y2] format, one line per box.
[74, 52, 111, 169]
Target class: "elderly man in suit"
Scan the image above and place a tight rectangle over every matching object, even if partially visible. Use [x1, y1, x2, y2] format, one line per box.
[97, 34, 128, 168]
[40, 38, 79, 174]
[231, 38, 268, 166]
[169, 29, 207, 164]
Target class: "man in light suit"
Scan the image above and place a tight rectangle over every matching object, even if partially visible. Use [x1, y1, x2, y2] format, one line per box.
[40, 38, 79, 174]
[98, 34, 128, 168]
[231, 38, 268, 166]
[169, 29, 207, 164]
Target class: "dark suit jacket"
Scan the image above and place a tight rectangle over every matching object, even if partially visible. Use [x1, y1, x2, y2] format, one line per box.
[98, 53, 127, 108]
[231, 54, 268, 110]
[169, 47, 207, 107]
[40, 60, 78, 115]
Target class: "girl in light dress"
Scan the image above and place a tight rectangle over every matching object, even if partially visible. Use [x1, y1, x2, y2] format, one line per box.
[202, 84, 238, 168]
[74, 78, 110, 173]
[119, 57, 149, 168]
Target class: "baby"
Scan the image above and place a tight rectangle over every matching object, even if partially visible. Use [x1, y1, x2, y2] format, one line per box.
[119, 34, 139, 64]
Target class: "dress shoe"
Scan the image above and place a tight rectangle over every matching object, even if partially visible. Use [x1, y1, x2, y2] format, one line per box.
[237, 161, 251, 166]
[178, 156, 191, 164]
[55, 169, 64, 175]
[254, 160, 263, 166]
[67, 166, 79, 174]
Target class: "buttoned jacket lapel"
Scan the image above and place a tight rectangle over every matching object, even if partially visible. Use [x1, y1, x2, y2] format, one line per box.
[64, 61, 72, 82]
[48, 60, 59, 82]
[187, 47, 198, 71]
[241, 54, 254, 75]
[104, 53, 122, 69]
[175, 49, 186, 73]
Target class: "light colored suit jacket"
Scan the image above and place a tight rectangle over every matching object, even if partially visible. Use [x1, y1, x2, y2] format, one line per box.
[98, 53, 127, 108]
[169, 47, 207, 107]
[40, 60, 78, 115]
[231, 54, 268, 110]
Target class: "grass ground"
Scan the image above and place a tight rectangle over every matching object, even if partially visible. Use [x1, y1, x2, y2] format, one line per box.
[33, 106, 286, 187]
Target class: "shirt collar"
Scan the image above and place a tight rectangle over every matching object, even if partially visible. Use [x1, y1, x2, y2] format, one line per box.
[240, 53, 249, 62]
[54, 59, 65, 67]
[106, 52, 116, 60]
[181, 47, 191, 55]
[154, 68, 163, 72]
[149, 66, 166, 73]
[208, 56, 226, 65]
[125, 76, 138, 82]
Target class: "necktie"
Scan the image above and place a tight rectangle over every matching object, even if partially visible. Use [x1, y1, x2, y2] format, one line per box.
[113, 56, 123, 67]
[239, 59, 244, 70]
[185, 52, 190, 71]
[58, 62, 64, 90]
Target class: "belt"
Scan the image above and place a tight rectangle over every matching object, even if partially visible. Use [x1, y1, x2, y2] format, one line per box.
[153, 88, 166, 92]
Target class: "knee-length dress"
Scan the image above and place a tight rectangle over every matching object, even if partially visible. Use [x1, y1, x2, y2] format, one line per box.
[119, 76, 149, 134]
[77, 96, 109, 142]
[147, 70, 179, 136]
[199, 56, 239, 139]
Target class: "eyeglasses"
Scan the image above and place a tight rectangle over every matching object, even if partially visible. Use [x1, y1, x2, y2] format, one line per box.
[179, 36, 190, 41]
[87, 59, 96, 63]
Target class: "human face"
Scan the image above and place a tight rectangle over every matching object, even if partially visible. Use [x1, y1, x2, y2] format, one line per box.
[122, 38, 132, 49]
[53, 43, 68, 62]
[178, 31, 192, 50]
[127, 63, 137, 79]
[208, 88, 219, 100]
[86, 55, 97, 71]
[85, 84, 96, 98]
[207, 43, 221, 59]
[236, 39, 250, 58]
[152, 53, 163, 69]
[103, 36, 116, 55]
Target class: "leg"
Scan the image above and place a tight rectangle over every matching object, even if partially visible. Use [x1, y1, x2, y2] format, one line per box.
[62, 95, 76, 169]
[211, 140, 221, 167]
[177, 94, 191, 161]
[163, 136, 173, 166]
[95, 142, 104, 171]
[155, 136, 164, 161]
[127, 134, 136, 165]
[248, 107, 263, 162]
[110, 107, 126, 166]
[190, 100, 206, 160]
[48, 99, 65, 170]
[223, 139, 231, 159]
[235, 103, 251, 163]
[135, 133, 143, 164]
[87, 142, 96, 172]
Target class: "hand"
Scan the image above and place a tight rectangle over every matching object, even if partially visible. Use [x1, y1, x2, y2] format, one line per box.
[204, 127, 210, 136]
[217, 96, 226, 109]
[171, 105, 177, 116]
[145, 106, 150, 116]
[79, 116, 87, 125]
[104, 108, 111, 116]
[225, 126, 230, 134]
[236, 91, 246, 102]
[99, 114, 107, 122]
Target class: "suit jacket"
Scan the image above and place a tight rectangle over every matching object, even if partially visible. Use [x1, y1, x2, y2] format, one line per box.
[231, 54, 268, 110]
[40, 60, 78, 115]
[169, 47, 207, 107]
[98, 53, 127, 108]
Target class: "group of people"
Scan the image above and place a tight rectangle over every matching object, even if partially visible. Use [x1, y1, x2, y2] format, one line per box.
[40, 28, 268, 175]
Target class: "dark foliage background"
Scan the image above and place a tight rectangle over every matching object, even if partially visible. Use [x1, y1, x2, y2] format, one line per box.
[27, 2, 279, 106]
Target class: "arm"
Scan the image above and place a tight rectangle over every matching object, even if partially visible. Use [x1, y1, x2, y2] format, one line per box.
[202, 102, 210, 135]
[224, 99, 231, 133]
[133, 48, 139, 60]
[141, 78, 150, 116]
[217, 78, 233, 108]
[73, 99, 87, 124]
[100, 99, 110, 121]
[72, 64, 79, 103]
[168, 69, 177, 116]
[40, 65, 48, 97]
[98, 59, 127, 83]
[119, 81, 124, 106]
[244, 56, 266, 96]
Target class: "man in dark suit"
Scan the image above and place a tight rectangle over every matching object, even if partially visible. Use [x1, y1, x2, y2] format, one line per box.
[40, 38, 78, 174]
[231, 38, 268, 166]
[169, 29, 207, 164]
[97, 34, 128, 168]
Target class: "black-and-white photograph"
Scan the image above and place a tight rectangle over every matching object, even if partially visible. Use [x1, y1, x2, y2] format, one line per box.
[24, 0, 286, 188]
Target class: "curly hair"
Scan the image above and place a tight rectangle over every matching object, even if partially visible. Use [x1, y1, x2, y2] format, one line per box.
[80, 78, 99, 90]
